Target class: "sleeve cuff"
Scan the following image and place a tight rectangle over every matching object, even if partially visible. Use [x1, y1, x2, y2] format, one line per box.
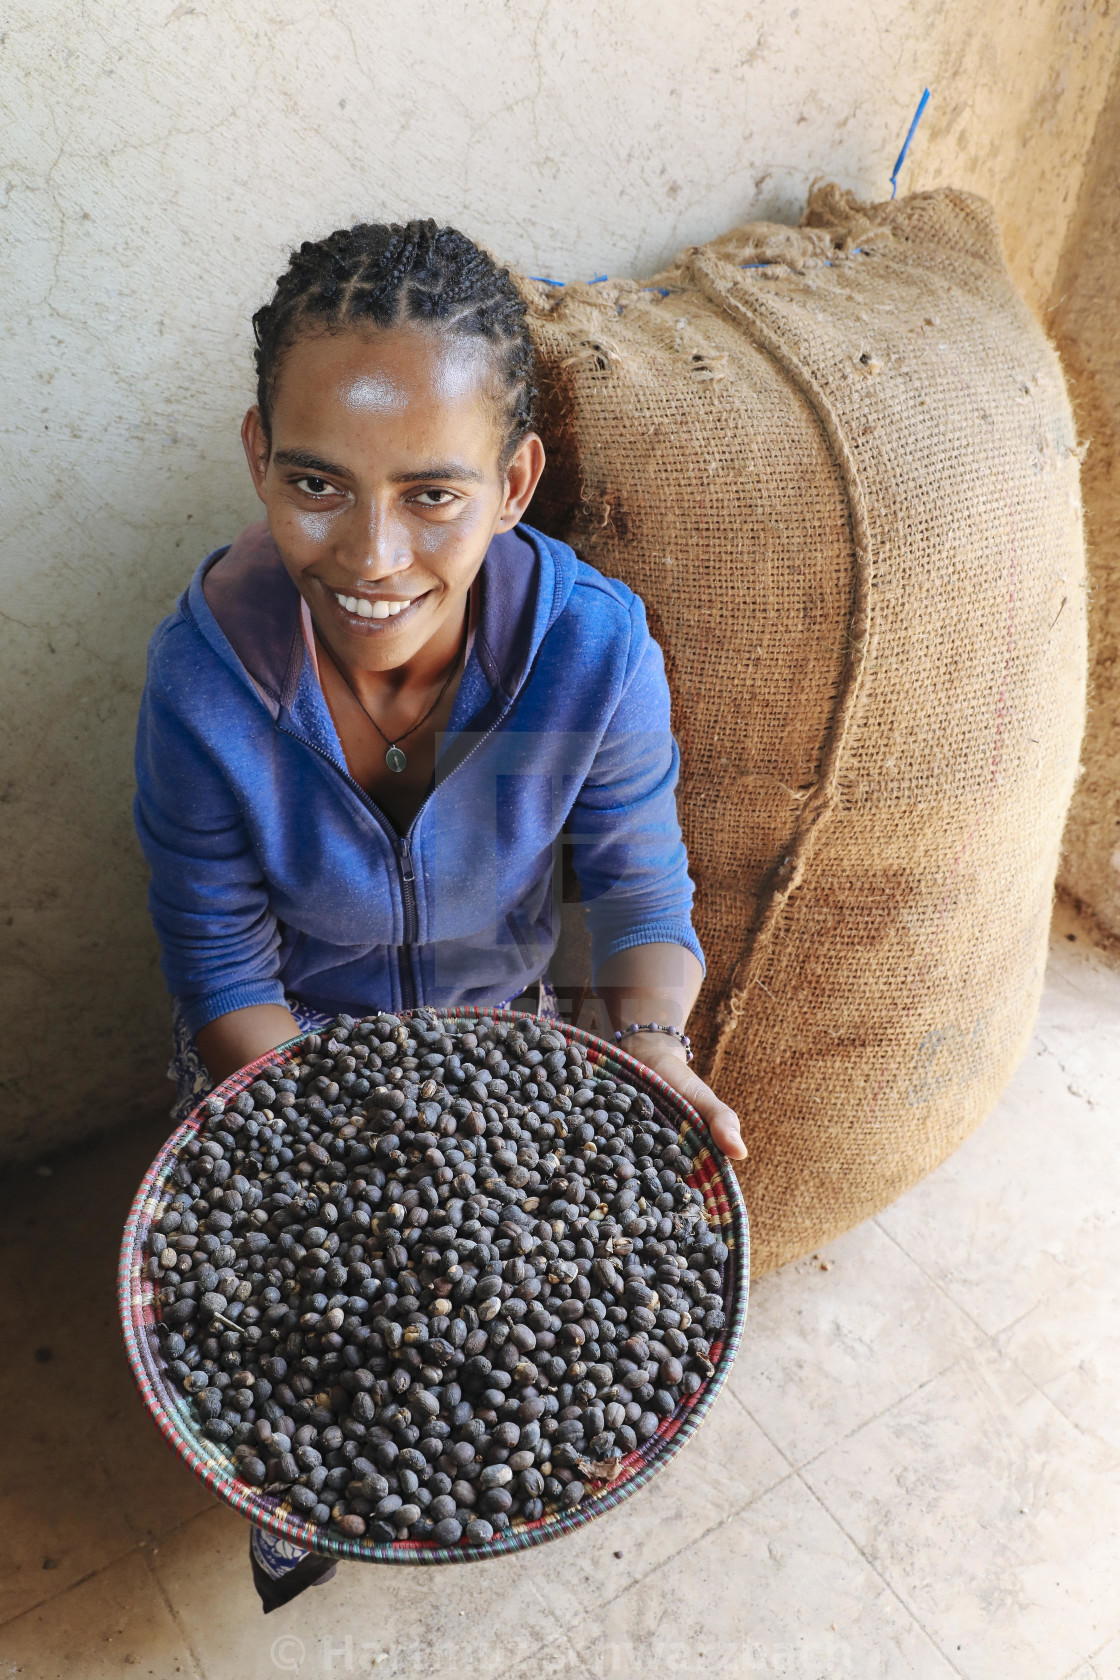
[589, 919, 706, 983]
[176, 979, 288, 1038]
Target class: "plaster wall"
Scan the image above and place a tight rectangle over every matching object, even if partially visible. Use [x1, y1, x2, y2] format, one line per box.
[3, 0, 1119, 1160]
[1052, 62, 1120, 944]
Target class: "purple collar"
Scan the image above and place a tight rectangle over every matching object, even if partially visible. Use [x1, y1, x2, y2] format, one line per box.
[196, 521, 546, 732]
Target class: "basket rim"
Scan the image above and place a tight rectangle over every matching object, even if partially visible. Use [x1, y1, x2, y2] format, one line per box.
[118, 1006, 749, 1564]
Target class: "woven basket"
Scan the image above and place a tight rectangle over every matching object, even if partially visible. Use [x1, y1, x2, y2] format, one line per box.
[119, 1008, 749, 1564]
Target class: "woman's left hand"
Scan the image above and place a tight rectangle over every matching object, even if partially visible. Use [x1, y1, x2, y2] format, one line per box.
[618, 1036, 747, 1162]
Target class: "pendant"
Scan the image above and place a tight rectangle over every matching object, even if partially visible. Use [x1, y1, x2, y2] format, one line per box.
[385, 745, 408, 774]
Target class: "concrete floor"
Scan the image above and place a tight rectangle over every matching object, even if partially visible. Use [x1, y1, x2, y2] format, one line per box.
[2, 906, 1118, 1680]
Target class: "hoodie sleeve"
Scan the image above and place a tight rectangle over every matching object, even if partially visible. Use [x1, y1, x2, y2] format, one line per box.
[134, 626, 287, 1035]
[567, 592, 705, 981]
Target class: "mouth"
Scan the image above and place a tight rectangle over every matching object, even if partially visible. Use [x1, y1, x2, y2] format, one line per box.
[327, 587, 428, 628]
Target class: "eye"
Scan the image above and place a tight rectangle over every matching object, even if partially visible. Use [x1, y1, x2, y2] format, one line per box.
[412, 488, 459, 508]
[294, 475, 338, 498]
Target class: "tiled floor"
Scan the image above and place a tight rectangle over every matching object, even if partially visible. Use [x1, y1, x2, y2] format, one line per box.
[3, 905, 1117, 1680]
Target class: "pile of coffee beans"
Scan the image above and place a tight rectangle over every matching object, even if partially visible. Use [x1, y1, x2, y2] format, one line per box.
[149, 1011, 728, 1547]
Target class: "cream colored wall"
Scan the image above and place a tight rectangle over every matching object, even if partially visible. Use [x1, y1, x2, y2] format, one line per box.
[3, 0, 1118, 1160]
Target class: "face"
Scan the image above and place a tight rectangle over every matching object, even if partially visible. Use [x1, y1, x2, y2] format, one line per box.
[242, 325, 544, 673]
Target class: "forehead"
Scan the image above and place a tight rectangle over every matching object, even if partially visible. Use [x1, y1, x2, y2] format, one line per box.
[273, 325, 499, 436]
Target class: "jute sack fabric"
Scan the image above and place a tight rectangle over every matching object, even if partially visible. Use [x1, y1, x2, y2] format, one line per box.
[1051, 70, 1120, 947]
[518, 186, 1087, 1276]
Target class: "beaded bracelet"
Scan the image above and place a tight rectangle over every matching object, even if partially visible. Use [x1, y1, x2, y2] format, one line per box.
[613, 1022, 694, 1064]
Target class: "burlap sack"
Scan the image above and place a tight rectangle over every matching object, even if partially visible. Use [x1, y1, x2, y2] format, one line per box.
[1051, 71, 1120, 948]
[519, 186, 1087, 1276]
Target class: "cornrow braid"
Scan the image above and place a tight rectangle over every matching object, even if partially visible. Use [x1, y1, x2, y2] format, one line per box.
[252, 219, 537, 463]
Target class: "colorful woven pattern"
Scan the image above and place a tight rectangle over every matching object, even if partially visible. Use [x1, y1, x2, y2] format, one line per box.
[119, 1008, 749, 1564]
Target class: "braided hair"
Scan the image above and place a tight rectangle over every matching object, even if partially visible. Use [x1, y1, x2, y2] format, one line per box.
[252, 220, 537, 463]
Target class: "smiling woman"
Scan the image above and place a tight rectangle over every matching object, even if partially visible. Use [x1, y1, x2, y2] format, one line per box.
[134, 219, 745, 1150]
[134, 217, 744, 1605]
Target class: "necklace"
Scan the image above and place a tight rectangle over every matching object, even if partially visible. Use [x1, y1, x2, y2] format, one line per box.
[317, 602, 468, 774]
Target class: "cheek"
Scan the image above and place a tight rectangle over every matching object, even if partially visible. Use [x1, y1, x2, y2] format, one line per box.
[286, 507, 334, 546]
[412, 521, 455, 555]
[413, 501, 494, 560]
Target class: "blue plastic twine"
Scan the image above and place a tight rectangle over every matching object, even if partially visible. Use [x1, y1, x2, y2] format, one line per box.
[890, 88, 931, 198]
[528, 273, 609, 287]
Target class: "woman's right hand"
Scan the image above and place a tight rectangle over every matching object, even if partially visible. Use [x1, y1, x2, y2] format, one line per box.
[194, 1003, 302, 1085]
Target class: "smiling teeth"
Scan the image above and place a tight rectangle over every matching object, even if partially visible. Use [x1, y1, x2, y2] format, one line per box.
[335, 593, 405, 618]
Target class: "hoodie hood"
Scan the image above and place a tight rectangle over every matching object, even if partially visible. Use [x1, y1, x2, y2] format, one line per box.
[185, 521, 575, 744]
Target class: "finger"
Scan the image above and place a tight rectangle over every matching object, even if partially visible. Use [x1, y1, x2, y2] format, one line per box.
[648, 1059, 747, 1161]
[685, 1081, 745, 1158]
[707, 1102, 748, 1161]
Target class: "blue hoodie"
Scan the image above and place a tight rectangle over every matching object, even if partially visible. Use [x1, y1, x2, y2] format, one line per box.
[134, 520, 703, 1035]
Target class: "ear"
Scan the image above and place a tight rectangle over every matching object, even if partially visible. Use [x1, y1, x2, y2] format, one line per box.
[241, 407, 271, 502]
[495, 433, 546, 531]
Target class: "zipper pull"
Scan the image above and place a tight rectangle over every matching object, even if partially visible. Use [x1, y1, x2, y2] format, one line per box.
[399, 837, 414, 883]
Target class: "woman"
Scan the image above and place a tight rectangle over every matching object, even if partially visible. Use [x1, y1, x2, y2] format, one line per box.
[135, 220, 744, 1604]
[136, 218, 743, 1158]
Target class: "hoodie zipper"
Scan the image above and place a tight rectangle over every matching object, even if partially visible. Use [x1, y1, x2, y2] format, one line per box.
[280, 708, 512, 1013]
[397, 835, 417, 1009]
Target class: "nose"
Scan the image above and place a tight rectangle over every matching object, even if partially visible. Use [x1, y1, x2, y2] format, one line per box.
[347, 496, 411, 580]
